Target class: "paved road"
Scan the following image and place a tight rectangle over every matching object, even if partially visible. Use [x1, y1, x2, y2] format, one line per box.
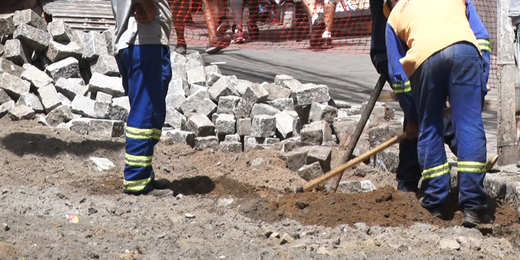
[185, 45, 499, 153]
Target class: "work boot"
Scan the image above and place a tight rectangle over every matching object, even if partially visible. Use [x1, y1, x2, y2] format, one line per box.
[151, 178, 171, 190]
[462, 209, 493, 228]
[419, 197, 445, 219]
[144, 188, 174, 198]
[247, 22, 259, 41]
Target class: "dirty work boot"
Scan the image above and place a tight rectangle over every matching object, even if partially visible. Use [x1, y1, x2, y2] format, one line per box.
[144, 189, 174, 198]
[419, 197, 445, 219]
[151, 178, 171, 189]
[462, 209, 493, 228]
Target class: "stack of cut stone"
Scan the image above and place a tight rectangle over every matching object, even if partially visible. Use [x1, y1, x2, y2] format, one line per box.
[0, 9, 402, 177]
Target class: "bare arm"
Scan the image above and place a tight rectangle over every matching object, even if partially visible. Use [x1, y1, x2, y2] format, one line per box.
[135, 0, 157, 23]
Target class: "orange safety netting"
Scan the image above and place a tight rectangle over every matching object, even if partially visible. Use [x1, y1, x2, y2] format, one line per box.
[169, 0, 498, 87]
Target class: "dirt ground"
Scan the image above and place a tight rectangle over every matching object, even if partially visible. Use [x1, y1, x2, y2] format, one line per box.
[1, 117, 520, 259]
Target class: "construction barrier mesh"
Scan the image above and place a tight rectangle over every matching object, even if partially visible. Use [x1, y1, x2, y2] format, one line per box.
[168, 0, 498, 88]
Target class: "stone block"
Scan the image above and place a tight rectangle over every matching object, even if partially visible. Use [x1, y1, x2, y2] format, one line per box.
[4, 39, 29, 65]
[55, 78, 88, 100]
[266, 98, 294, 111]
[71, 95, 96, 118]
[16, 92, 44, 113]
[37, 83, 61, 113]
[168, 77, 187, 96]
[45, 105, 73, 126]
[187, 113, 215, 136]
[82, 31, 108, 61]
[164, 129, 196, 147]
[0, 72, 30, 100]
[89, 119, 125, 137]
[47, 19, 73, 42]
[338, 180, 377, 193]
[300, 121, 333, 145]
[8, 105, 35, 120]
[273, 137, 311, 153]
[243, 135, 260, 152]
[101, 28, 114, 55]
[261, 82, 292, 101]
[275, 110, 298, 139]
[371, 147, 400, 173]
[107, 103, 128, 121]
[368, 124, 402, 147]
[0, 57, 24, 78]
[21, 64, 53, 89]
[0, 44, 3, 57]
[233, 84, 269, 118]
[205, 65, 222, 86]
[69, 118, 90, 135]
[234, 79, 252, 95]
[332, 119, 358, 138]
[12, 9, 47, 31]
[309, 102, 338, 123]
[208, 76, 239, 101]
[88, 73, 125, 97]
[0, 89, 12, 105]
[95, 91, 112, 103]
[170, 51, 187, 81]
[215, 114, 236, 135]
[45, 57, 80, 80]
[188, 84, 207, 96]
[297, 162, 323, 181]
[57, 93, 71, 107]
[0, 100, 15, 119]
[250, 103, 281, 117]
[224, 134, 241, 142]
[0, 14, 14, 37]
[186, 52, 206, 85]
[283, 147, 310, 171]
[237, 118, 252, 136]
[112, 96, 130, 112]
[13, 23, 50, 52]
[93, 101, 111, 119]
[180, 90, 216, 118]
[251, 114, 276, 138]
[307, 146, 332, 172]
[90, 54, 119, 76]
[71, 30, 85, 51]
[165, 106, 187, 129]
[166, 94, 186, 112]
[194, 136, 219, 151]
[264, 137, 280, 145]
[217, 96, 241, 114]
[274, 75, 302, 91]
[362, 101, 395, 124]
[291, 83, 331, 106]
[219, 141, 243, 153]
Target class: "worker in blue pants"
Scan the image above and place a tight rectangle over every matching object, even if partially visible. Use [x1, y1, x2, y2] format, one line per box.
[384, 0, 492, 227]
[110, 0, 174, 197]
[369, 0, 457, 193]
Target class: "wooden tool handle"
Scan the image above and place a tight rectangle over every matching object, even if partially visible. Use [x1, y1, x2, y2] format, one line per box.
[303, 132, 407, 192]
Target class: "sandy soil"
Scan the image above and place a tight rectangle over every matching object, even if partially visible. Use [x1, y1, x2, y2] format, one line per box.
[1, 117, 520, 259]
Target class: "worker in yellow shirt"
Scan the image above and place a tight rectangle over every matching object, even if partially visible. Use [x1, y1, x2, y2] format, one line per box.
[384, 0, 492, 227]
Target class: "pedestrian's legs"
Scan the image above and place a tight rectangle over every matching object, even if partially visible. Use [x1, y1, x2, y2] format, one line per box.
[115, 45, 172, 195]
[448, 43, 487, 212]
[171, 0, 190, 54]
[410, 48, 451, 211]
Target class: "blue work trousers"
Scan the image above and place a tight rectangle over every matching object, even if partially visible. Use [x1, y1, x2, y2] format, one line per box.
[115, 44, 172, 195]
[410, 42, 488, 211]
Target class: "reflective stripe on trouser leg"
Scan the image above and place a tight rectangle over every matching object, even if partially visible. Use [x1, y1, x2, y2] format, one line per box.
[448, 42, 487, 211]
[115, 44, 172, 194]
[409, 48, 451, 209]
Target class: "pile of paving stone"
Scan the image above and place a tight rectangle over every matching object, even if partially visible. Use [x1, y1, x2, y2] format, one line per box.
[0, 9, 403, 180]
